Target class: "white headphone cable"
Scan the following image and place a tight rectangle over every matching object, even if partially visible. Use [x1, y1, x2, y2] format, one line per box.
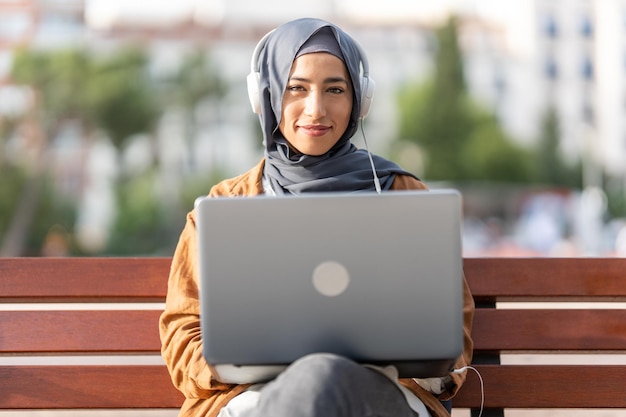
[359, 119, 381, 194]
[452, 366, 484, 417]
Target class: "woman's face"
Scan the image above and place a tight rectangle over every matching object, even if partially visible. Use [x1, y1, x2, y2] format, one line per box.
[279, 52, 353, 156]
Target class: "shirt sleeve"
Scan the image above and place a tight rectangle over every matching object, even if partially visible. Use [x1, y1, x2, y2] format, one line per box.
[437, 275, 475, 400]
[159, 211, 244, 398]
[391, 174, 476, 400]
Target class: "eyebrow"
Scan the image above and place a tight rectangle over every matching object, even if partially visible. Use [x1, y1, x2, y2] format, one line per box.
[289, 76, 350, 85]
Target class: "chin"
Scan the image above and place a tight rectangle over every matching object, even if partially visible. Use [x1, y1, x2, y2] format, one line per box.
[285, 134, 339, 156]
[294, 141, 337, 157]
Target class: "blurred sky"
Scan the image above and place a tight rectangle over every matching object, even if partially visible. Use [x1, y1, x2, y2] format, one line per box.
[84, 0, 524, 24]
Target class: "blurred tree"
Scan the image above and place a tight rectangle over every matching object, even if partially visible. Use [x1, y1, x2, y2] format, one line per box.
[27, 179, 77, 256]
[1, 48, 85, 256]
[179, 167, 230, 209]
[86, 47, 160, 150]
[104, 166, 230, 256]
[2, 46, 160, 256]
[462, 111, 535, 182]
[0, 166, 26, 239]
[0, 116, 18, 167]
[162, 48, 226, 171]
[605, 176, 626, 218]
[104, 170, 172, 255]
[394, 16, 534, 183]
[534, 105, 582, 188]
[104, 48, 229, 255]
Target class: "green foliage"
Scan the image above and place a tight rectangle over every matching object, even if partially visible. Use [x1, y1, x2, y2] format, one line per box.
[0, 165, 26, 236]
[179, 168, 231, 208]
[105, 168, 230, 256]
[12, 48, 90, 134]
[396, 74, 533, 183]
[6, 45, 163, 256]
[167, 48, 226, 109]
[533, 106, 583, 188]
[0, 167, 77, 256]
[605, 176, 626, 218]
[26, 179, 78, 256]
[85, 48, 160, 148]
[105, 171, 174, 255]
[433, 16, 466, 95]
[6, 45, 227, 256]
[0, 117, 18, 164]
[11, 46, 160, 150]
[161, 48, 227, 171]
[462, 116, 535, 182]
[395, 16, 535, 184]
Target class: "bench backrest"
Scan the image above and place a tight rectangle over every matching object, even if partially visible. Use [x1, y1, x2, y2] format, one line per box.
[1, 257, 625, 410]
[455, 258, 626, 409]
[0, 257, 182, 409]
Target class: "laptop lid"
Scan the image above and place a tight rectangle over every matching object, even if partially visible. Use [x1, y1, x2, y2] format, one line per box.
[195, 189, 464, 382]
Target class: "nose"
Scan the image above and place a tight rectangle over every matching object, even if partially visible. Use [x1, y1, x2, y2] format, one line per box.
[304, 91, 326, 118]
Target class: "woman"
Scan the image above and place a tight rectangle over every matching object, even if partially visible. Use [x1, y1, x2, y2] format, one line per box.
[159, 17, 474, 417]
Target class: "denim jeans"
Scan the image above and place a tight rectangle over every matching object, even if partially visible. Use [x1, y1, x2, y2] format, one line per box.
[242, 353, 423, 417]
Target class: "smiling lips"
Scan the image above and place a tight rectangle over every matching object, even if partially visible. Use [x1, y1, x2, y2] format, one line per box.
[299, 124, 331, 137]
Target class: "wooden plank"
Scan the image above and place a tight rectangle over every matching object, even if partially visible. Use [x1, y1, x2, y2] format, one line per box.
[0, 257, 172, 302]
[3, 257, 626, 302]
[452, 364, 626, 408]
[3, 364, 625, 409]
[471, 309, 626, 352]
[4, 308, 625, 354]
[0, 365, 184, 409]
[464, 258, 626, 302]
[0, 310, 162, 353]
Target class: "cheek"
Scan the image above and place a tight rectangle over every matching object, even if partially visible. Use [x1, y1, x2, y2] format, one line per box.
[278, 104, 293, 134]
[335, 100, 353, 127]
[280, 101, 299, 125]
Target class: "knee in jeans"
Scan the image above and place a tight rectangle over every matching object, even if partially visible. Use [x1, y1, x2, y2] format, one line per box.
[288, 352, 362, 384]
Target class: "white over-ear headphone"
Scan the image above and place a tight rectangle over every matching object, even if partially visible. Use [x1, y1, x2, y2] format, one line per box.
[246, 29, 376, 119]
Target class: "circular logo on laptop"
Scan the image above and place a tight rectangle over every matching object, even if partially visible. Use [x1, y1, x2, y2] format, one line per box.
[312, 261, 350, 297]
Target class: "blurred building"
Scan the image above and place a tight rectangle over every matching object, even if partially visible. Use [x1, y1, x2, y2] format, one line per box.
[0, 0, 84, 75]
[5, 1, 626, 174]
[533, 0, 598, 183]
[0, 0, 85, 114]
[5, 0, 626, 180]
[475, 0, 625, 183]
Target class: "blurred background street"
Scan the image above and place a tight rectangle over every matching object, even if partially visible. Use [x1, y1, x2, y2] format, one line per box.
[2, 1, 626, 416]
[2, 0, 626, 258]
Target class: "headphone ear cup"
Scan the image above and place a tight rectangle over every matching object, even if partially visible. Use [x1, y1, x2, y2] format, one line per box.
[359, 76, 375, 119]
[247, 71, 262, 114]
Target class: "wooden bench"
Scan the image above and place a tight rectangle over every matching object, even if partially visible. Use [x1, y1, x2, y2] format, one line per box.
[1, 257, 625, 414]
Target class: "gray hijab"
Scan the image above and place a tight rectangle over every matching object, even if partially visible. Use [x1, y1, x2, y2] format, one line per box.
[257, 17, 417, 194]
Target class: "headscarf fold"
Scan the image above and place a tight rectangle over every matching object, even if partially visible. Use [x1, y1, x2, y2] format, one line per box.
[256, 17, 417, 194]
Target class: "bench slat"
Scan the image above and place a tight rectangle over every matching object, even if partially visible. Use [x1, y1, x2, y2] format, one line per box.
[464, 257, 626, 301]
[0, 365, 184, 409]
[3, 364, 625, 409]
[3, 309, 625, 354]
[472, 309, 626, 352]
[453, 364, 626, 408]
[2, 257, 626, 302]
[0, 310, 162, 353]
[0, 257, 171, 302]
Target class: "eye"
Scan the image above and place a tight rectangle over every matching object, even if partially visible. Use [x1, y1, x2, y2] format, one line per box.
[287, 85, 306, 92]
[328, 86, 346, 94]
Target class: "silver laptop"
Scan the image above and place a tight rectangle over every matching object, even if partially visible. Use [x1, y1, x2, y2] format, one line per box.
[195, 189, 464, 384]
